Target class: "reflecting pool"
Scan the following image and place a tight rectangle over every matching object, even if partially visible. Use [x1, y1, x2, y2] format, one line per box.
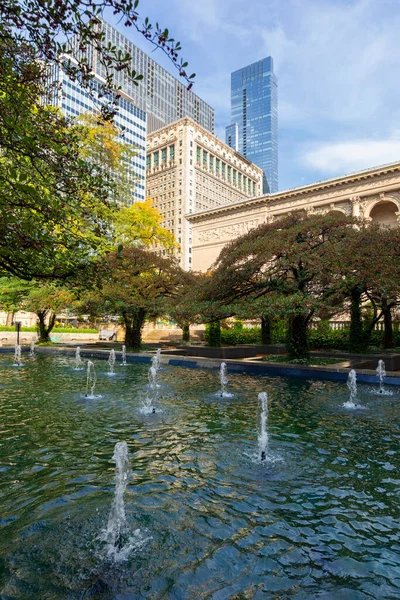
[0, 353, 399, 599]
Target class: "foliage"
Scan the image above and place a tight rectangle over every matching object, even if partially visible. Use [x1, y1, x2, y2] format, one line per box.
[81, 246, 186, 349]
[77, 112, 138, 205]
[0, 40, 119, 279]
[204, 321, 221, 347]
[0, 0, 194, 123]
[207, 212, 356, 358]
[113, 199, 176, 249]
[262, 355, 344, 366]
[0, 0, 192, 280]
[219, 327, 262, 346]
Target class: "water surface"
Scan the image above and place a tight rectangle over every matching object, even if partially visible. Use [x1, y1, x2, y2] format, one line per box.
[0, 354, 399, 599]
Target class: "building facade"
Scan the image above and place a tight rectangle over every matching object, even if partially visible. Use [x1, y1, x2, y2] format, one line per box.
[146, 117, 264, 269]
[188, 161, 400, 272]
[226, 57, 278, 194]
[70, 20, 215, 135]
[49, 62, 147, 201]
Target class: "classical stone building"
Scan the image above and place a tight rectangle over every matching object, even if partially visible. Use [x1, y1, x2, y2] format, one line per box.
[188, 161, 400, 272]
[146, 117, 263, 269]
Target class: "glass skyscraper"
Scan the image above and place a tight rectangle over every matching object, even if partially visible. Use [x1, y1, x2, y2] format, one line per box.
[70, 20, 215, 135]
[49, 62, 147, 201]
[226, 57, 278, 193]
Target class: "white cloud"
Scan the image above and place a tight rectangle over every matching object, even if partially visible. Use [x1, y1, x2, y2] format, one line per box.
[302, 132, 400, 174]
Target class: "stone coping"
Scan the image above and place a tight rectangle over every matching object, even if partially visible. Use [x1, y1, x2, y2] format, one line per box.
[1, 345, 399, 386]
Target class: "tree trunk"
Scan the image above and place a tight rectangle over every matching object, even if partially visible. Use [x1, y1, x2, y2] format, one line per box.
[37, 310, 56, 343]
[286, 314, 309, 358]
[124, 309, 146, 350]
[383, 304, 394, 349]
[261, 315, 271, 345]
[182, 323, 190, 343]
[6, 311, 14, 326]
[349, 287, 366, 351]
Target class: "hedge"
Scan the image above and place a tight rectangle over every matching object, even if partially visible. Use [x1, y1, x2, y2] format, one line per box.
[0, 326, 98, 334]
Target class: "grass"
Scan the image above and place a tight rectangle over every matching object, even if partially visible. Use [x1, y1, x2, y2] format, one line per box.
[0, 326, 98, 333]
[262, 355, 346, 366]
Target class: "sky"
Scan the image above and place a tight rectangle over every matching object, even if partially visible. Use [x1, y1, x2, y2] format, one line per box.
[106, 0, 400, 191]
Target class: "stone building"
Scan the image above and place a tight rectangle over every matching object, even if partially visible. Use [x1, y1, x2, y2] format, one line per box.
[188, 161, 400, 272]
[146, 117, 264, 269]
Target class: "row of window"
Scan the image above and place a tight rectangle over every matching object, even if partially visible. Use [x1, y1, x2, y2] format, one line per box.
[197, 147, 256, 195]
[146, 145, 175, 169]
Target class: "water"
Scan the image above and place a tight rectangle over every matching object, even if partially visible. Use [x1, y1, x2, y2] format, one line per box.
[0, 354, 400, 599]
[108, 349, 116, 375]
[74, 346, 84, 370]
[152, 348, 161, 371]
[12, 343, 22, 367]
[100, 441, 149, 562]
[85, 360, 97, 398]
[141, 365, 159, 414]
[218, 361, 231, 398]
[30, 340, 35, 357]
[121, 345, 127, 366]
[376, 359, 391, 395]
[257, 391, 268, 461]
[343, 368, 361, 409]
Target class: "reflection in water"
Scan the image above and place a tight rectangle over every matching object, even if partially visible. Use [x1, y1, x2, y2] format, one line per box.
[0, 354, 399, 599]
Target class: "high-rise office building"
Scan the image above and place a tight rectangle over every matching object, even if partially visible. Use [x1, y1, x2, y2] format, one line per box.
[146, 117, 263, 269]
[49, 61, 147, 201]
[70, 20, 215, 134]
[226, 57, 278, 193]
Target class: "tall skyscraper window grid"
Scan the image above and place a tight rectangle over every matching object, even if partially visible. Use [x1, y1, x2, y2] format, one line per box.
[49, 62, 147, 202]
[69, 19, 215, 135]
[226, 57, 278, 194]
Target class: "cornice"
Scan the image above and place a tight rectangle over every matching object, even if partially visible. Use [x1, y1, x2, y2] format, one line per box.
[187, 161, 400, 223]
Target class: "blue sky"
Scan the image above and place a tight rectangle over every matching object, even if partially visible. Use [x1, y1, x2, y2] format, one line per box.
[106, 0, 400, 191]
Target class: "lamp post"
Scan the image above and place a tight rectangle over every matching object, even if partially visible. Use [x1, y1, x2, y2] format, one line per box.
[15, 321, 21, 346]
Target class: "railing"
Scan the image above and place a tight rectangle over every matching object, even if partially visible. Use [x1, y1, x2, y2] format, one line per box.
[310, 321, 387, 331]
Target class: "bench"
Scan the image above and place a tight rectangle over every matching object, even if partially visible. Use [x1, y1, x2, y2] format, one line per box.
[99, 329, 117, 341]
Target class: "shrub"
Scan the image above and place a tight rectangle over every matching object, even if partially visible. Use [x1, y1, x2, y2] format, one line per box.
[220, 327, 261, 345]
[205, 321, 221, 347]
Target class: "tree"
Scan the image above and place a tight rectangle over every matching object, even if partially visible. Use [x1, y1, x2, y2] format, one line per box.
[0, 278, 76, 342]
[112, 200, 176, 249]
[0, 2, 192, 279]
[82, 247, 186, 349]
[0, 41, 120, 280]
[207, 212, 355, 358]
[0, 0, 195, 122]
[77, 112, 138, 205]
[329, 223, 400, 350]
[24, 285, 76, 342]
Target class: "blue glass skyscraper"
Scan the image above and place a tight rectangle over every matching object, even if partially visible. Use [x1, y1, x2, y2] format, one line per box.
[226, 57, 278, 193]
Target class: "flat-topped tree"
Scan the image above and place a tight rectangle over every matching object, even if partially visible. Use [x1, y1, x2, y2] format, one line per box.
[329, 222, 400, 350]
[82, 247, 186, 350]
[207, 212, 355, 359]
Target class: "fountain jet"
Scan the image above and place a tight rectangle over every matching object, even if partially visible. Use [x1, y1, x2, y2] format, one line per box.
[343, 369, 358, 408]
[105, 441, 131, 552]
[13, 343, 22, 367]
[141, 365, 159, 414]
[74, 346, 83, 370]
[219, 362, 229, 397]
[376, 359, 386, 394]
[108, 349, 116, 375]
[258, 392, 269, 462]
[152, 348, 161, 371]
[121, 345, 127, 366]
[85, 360, 97, 398]
[30, 340, 35, 357]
